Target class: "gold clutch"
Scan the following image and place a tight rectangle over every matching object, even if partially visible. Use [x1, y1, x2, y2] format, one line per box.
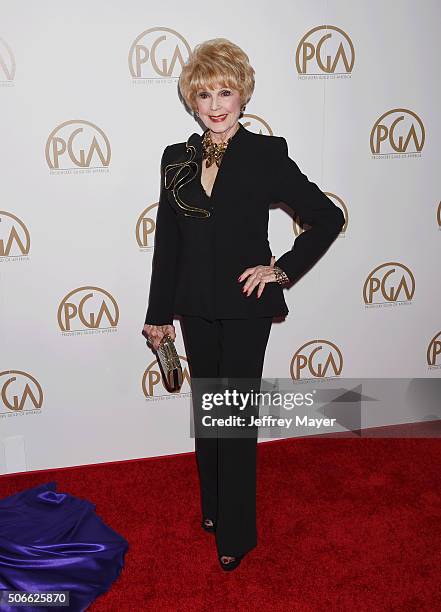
[156, 334, 183, 392]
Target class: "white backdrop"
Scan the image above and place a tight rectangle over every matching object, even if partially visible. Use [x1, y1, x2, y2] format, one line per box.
[1, 0, 440, 474]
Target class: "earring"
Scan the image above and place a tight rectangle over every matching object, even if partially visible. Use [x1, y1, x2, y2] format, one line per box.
[195, 110, 200, 118]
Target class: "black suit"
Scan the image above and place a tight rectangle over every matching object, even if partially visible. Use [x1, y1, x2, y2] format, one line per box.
[144, 122, 345, 326]
[143, 122, 344, 558]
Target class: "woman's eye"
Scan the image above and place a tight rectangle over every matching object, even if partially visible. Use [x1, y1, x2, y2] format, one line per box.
[198, 90, 231, 98]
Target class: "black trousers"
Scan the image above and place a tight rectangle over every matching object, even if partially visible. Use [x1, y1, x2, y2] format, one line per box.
[180, 315, 273, 557]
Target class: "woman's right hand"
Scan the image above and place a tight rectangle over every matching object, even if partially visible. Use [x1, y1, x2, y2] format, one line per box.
[142, 323, 176, 351]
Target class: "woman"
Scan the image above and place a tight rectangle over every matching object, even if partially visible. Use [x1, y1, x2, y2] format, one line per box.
[143, 38, 344, 571]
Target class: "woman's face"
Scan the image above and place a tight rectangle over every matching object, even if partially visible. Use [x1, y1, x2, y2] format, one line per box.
[195, 84, 242, 135]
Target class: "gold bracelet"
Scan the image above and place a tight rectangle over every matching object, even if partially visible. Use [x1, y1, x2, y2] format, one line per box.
[273, 265, 290, 286]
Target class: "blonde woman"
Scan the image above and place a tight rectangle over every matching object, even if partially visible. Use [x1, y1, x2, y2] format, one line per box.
[143, 38, 344, 571]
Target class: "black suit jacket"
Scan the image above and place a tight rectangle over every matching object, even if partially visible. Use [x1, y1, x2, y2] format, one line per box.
[145, 122, 345, 325]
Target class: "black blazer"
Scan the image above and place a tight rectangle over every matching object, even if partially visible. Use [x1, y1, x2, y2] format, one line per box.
[145, 122, 345, 326]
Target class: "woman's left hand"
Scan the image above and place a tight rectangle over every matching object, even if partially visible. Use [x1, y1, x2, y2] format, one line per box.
[238, 256, 277, 298]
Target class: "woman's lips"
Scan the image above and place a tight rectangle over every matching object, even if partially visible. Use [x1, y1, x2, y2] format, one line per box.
[209, 114, 227, 122]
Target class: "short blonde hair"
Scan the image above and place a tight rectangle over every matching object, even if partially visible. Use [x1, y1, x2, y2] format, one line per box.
[179, 38, 255, 113]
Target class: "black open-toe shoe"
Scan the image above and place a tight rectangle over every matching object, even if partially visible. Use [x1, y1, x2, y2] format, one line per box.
[201, 517, 216, 533]
[218, 554, 244, 571]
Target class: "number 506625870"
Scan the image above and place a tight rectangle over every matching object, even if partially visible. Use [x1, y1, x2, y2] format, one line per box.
[1, 591, 69, 607]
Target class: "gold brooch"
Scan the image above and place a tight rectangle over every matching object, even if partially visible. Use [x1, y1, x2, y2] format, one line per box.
[163, 141, 211, 219]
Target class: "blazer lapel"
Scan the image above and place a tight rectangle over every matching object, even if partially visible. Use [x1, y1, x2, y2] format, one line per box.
[165, 122, 250, 217]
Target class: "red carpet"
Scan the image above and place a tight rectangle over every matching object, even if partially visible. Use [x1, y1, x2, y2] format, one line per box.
[1, 426, 441, 611]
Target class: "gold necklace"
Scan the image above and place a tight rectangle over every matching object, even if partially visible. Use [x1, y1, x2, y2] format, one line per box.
[202, 125, 239, 168]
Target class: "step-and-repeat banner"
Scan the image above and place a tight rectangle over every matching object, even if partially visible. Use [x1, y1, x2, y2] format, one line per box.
[1, 0, 440, 473]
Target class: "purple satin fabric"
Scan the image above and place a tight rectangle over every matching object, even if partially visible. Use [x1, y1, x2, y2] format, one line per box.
[0, 481, 128, 611]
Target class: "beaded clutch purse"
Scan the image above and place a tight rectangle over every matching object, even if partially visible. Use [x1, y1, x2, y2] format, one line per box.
[156, 334, 183, 392]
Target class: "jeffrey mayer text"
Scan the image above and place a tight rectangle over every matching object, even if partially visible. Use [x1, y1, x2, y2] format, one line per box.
[201, 415, 337, 429]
